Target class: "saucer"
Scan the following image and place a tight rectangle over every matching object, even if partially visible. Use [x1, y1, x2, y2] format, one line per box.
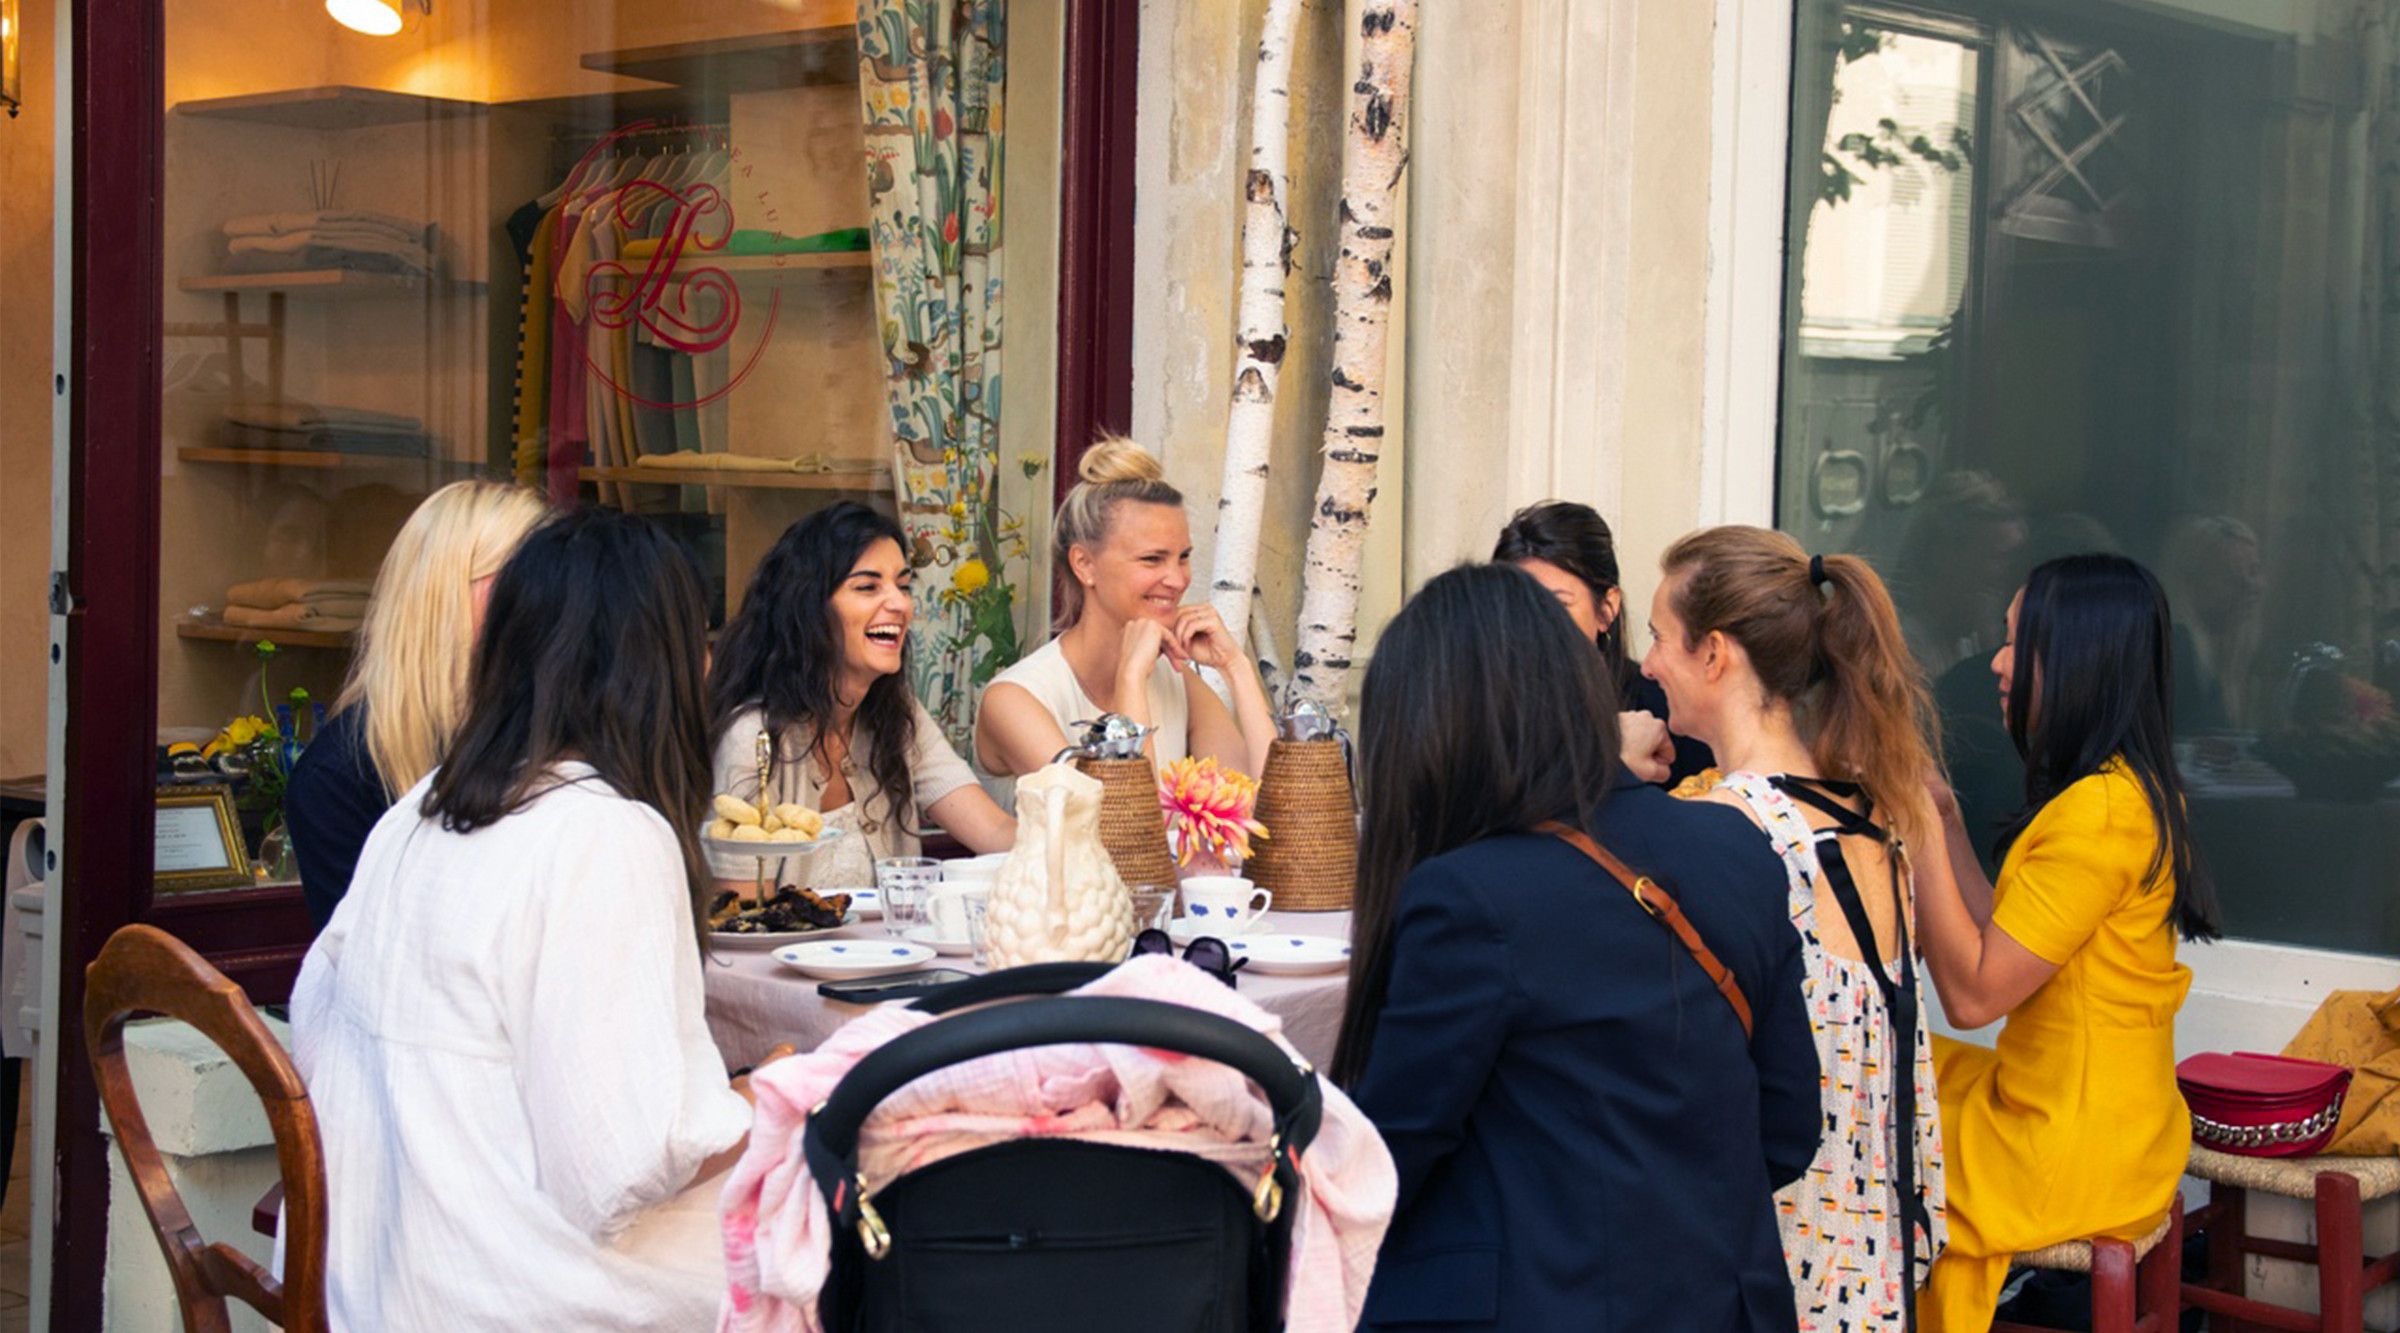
[1225, 935, 1350, 976]
[903, 925, 976, 957]
[1166, 917, 1258, 945]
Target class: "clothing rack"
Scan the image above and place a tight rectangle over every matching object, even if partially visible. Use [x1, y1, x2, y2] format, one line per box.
[547, 121, 730, 186]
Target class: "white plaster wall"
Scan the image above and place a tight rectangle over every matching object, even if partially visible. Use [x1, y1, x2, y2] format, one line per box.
[1400, 0, 1720, 660]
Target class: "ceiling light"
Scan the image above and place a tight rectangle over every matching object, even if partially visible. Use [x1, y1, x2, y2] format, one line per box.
[326, 0, 415, 37]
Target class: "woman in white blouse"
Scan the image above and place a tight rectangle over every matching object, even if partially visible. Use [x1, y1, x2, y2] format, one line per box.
[975, 437, 1277, 776]
[291, 510, 756, 1329]
[707, 502, 1015, 892]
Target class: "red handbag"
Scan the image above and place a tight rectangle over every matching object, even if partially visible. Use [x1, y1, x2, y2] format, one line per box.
[2176, 1051, 2352, 1158]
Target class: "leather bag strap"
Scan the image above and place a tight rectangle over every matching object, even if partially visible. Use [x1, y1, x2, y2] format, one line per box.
[1535, 821, 1754, 1038]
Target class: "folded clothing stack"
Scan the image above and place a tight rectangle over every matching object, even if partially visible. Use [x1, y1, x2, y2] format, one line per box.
[222, 402, 432, 458]
[630, 450, 882, 474]
[221, 577, 372, 634]
[219, 210, 435, 278]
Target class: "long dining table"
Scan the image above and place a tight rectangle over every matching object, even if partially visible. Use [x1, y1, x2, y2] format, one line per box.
[703, 908, 1357, 1071]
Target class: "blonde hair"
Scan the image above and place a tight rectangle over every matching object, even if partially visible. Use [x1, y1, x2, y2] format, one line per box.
[336, 480, 552, 796]
[1051, 435, 1182, 632]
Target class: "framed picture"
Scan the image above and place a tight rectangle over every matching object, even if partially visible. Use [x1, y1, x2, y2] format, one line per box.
[154, 784, 254, 893]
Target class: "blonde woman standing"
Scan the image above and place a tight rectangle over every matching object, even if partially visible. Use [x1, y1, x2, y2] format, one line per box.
[287, 479, 551, 928]
[975, 438, 1277, 776]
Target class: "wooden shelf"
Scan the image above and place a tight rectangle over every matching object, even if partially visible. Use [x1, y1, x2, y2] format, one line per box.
[180, 270, 485, 298]
[582, 464, 887, 491]
[710, 251, 871, 275]
[176, 446, 488, 475]
[172, 85, 487, 132]
[176, 620, 355, 651]
[581, 25, 859, 94]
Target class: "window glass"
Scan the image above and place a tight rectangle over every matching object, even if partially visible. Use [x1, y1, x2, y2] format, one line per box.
[154, 0, 1050, 898]
[1780, 0, 2400, 952]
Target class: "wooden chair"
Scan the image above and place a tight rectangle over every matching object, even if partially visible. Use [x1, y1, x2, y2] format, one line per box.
[2182, 1145, 2400, 1333]
[1996, 1194, 2184, 1333]
[84, 924, 327, 1333]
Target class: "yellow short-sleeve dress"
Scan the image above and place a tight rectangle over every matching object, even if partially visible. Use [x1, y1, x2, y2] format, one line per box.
[1919, 763, 2195, 1331]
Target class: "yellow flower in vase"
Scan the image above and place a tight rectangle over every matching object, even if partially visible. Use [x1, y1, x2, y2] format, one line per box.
[952, 558, 991, 596]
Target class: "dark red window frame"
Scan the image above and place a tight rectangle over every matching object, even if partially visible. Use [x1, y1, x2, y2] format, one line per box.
[45, 1, 1135, 1322]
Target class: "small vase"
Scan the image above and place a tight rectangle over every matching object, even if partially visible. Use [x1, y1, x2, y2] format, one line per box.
[256, 820, 296, 883]
[1172, 833, 1240, 881]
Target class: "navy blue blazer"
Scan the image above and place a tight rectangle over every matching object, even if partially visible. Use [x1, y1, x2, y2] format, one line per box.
[1351, 773, 1820, 1331]
[286, 706, 394, 932]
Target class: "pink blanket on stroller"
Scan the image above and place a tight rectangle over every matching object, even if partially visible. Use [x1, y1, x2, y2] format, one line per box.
[717, 956, 1395, 1331]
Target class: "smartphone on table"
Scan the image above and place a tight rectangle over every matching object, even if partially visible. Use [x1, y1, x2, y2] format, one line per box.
[817, 968, 975, 1004]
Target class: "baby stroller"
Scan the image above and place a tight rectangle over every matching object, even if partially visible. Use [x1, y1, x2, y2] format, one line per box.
[802, 963, 1327, 1332]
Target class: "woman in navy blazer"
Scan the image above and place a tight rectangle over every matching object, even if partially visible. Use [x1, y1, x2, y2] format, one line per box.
[1336, 564, 1821, 1331]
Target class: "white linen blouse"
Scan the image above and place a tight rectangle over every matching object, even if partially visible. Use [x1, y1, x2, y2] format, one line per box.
[290, 764, 750, 1330]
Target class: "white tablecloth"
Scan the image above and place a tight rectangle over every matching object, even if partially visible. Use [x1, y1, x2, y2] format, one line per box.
[704, 909, 1355, 1071]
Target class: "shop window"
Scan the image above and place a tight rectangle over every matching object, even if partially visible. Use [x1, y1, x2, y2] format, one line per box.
[153, 0, 1050, 907]
[1778, 0, 2400, 952]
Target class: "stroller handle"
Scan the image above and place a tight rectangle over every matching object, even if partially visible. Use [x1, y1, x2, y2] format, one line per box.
[802, 995, 1325, 1220]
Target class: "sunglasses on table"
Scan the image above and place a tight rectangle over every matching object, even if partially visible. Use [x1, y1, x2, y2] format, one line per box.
[1131, 928, 1247, 987]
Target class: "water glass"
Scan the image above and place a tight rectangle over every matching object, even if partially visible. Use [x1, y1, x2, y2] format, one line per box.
[1129, 886, 1177, 933]
[964, 895, 995, 969]
[876, 857, 941, 937]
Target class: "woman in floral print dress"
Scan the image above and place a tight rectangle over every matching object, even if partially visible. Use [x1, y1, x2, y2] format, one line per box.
[1646, 527, 1948, 1330]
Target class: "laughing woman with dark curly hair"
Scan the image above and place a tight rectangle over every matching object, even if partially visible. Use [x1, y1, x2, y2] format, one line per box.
[706, 502, 1014, 893]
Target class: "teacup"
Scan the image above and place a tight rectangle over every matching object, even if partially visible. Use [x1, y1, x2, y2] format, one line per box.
[1179, 876, 1272, 935]
[926, 882, 991, 941]
[943, 852, 1009, 881]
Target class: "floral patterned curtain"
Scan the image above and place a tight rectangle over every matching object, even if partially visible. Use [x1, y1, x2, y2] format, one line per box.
[857, 0, 1019, 748]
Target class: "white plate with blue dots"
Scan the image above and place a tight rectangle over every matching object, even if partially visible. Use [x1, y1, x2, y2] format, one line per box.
[1180, 932, 1351, 976]
[773, 938, 936, 979]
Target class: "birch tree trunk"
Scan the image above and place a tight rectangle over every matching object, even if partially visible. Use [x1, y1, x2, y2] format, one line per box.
[1291, 0, 1417, 709]
[1207, 0, 1307, 639]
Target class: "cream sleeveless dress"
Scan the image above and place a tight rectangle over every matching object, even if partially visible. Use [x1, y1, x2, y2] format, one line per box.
[979, 636, 1192, 770]
[1717, 770, 1948, 1331]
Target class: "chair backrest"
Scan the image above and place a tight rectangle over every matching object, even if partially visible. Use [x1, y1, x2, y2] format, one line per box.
[83, 924, 326, 1333]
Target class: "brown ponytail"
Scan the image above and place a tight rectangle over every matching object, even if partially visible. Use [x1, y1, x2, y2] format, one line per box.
[1661, 526, 1941, 850]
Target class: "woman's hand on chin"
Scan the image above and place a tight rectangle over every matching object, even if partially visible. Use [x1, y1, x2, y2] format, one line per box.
[1119, 615, 1186, 685]
[1169, 604, 1244, 674]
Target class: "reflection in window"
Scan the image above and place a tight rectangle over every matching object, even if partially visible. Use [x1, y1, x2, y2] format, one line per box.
[1778, 1, 2400, 952]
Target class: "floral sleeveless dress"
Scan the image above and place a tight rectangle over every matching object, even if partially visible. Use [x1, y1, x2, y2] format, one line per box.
[1716, 771, 1948, 1331]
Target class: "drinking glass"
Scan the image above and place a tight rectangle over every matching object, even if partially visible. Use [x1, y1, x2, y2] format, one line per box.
[876, 856, 941, 937]
[964, 895, 995, 969]
[1129, 886, 1177, 933]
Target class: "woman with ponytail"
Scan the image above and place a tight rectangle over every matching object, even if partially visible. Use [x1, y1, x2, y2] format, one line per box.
[976, 437, 1278, 776]
[1644, 526, 1947, 1330]
[1911, 554, 2218, 1332]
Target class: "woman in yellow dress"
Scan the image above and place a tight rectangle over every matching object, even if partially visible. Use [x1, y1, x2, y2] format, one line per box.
[1912, 553, 2221, 1330]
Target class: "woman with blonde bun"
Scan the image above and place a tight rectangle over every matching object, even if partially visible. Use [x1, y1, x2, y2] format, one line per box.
[975, 437, 1277, 777]
[287, 479, 552, 928]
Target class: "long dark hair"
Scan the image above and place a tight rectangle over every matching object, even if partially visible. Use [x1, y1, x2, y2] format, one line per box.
[424, 508, 716, 939]
[1331, 564, 1624, 1088]
[708, 502, 918, 832]
[1493, 500, 1630, 686]
[2005, 553, 2220, 942]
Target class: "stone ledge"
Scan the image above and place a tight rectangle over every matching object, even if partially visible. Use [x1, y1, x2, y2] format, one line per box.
[96, 1013, 292, 1159]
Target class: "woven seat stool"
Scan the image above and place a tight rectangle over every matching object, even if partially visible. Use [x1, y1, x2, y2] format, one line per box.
[2182, 1145, 2400, 1333]
[1995, 1195, 2183, 1333]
